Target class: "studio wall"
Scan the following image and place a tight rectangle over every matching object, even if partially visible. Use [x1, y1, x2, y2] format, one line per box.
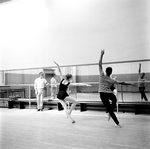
[0, 0, 149, 70]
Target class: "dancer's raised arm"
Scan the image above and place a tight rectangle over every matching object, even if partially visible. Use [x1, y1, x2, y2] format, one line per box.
[138, 63, 141, 75]
[99, 49, 105, 74]
[54, 61, 63, 80]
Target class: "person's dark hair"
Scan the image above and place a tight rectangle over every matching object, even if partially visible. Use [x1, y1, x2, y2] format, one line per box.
[141, 72, 145, 78]
[65, 74, 72, 80]
[51, 73, 56, 77]
[106, 67, 112, 76]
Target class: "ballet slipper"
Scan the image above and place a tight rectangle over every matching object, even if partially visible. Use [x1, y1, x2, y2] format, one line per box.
[108, 113, 111, 121]
[115, 124, 121, 128]
[72, 120, 75, 124]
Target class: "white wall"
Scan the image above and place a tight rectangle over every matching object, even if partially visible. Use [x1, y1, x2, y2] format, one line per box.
[76, 61, 150, 76]
[0, 0, 149, 70]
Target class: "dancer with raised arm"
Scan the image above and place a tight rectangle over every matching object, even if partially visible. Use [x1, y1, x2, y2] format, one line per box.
[138, 63, 148, 101]
[98, 50, 133, 128]
[54, 61, 77, 123]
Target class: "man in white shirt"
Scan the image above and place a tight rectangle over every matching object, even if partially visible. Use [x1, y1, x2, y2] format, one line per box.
[34, 72, 49, 111]
[50, 73, 57, 99]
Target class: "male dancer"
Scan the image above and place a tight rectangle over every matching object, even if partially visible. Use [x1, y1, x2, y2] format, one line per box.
[99, 50, 133, 127]
[138, 63, 148, 101]
[34, 72, 49, 111]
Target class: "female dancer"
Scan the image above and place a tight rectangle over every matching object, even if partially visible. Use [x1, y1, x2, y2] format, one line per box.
[54, 61, 77, 123]
[99, 50, 133, 128]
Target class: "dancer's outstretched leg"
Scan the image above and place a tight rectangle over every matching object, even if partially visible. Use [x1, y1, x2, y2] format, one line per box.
[59, 100, 75, 123]
[65, 96, 77, 115]
[108, 113, 111, 121]
[100, 93, 121, 128]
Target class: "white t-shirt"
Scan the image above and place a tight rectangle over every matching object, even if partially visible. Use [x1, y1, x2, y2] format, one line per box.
[34, 78, 47, 89]
[50, 77, 57, 88]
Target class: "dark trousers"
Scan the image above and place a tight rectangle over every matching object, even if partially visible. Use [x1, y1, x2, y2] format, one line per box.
[139, 87, 148, 101]
[100, 92, 119, 125]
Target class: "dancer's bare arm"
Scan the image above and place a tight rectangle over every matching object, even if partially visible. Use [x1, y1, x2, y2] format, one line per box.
[34, 81, 38, 94]
[99, 49, 105, 74]
[70, 83, 91, 86]
[54, 61, 63, 80]
[138, 63, 141, 75]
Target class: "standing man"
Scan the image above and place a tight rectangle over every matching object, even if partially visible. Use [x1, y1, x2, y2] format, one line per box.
[34, 72, 49, 111]
[98, 50, 133, 128]
[50, 73, 57, 99]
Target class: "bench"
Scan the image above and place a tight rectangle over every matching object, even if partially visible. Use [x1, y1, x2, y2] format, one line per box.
[117, 101, 150, 114]
[0, 98, 9, 108]
[134, 102, 150, 114]
[118, 102, 135, 113]
[2, 98, 150, 115]
[77, 101, 129, 112]
[77, 101, 104, 112]
[77, 100, 150, 115]
[7, 98, 64, 111]
[8, 100, 25, 109]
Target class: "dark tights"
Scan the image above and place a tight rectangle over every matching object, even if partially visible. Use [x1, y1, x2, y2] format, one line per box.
[139, 87, 148, 101]
[100, 92, 119, 125]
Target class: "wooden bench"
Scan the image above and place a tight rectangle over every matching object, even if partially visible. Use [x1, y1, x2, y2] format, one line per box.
[0, 98, 9, 108]
[77, 101, 104, 112]
[77, 101, 128, 112]
[77, 100, 150, 115]
[1, 98, 150, 115]
[7, 98, 64, 111]
[117, 101, 150, 114]
[134, 102, 150, 115]
[118, 102, 135, 113]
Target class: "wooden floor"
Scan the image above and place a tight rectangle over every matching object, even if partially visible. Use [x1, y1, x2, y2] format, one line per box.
[0, 108, 150, 149]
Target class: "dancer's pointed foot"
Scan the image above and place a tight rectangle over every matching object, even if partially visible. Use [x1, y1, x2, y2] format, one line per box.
[108, 113, 111, 121]
[115, 124, 121, 128]
[72, 120, 75, 124]
[66, 113, 70, 119]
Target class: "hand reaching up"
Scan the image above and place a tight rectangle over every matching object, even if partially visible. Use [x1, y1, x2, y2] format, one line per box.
[54, 61, 58, 66]
[101, 49, 105, 55]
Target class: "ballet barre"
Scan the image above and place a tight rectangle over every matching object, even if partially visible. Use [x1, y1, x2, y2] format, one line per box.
[1, 81, 150, 112]
[0, 83, 92, 110]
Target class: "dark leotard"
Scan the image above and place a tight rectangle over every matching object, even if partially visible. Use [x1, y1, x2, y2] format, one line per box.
[57, 79, 70, 100]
